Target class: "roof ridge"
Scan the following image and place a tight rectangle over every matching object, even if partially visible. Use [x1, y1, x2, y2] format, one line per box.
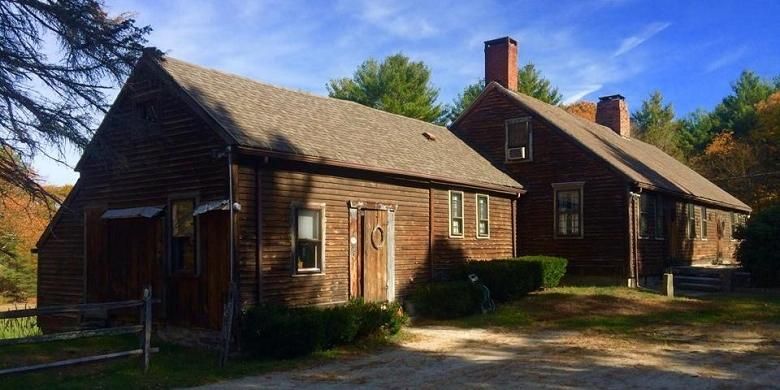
[156, 55, 448, 132]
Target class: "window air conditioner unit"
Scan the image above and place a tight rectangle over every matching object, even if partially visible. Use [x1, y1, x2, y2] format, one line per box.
[507, 146, 527, 160]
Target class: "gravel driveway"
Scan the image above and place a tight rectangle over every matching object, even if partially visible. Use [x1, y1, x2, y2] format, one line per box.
[199, 325, 780, 389]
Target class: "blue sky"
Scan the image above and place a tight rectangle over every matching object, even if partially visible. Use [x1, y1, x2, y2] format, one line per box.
[35, 0, 780, 184]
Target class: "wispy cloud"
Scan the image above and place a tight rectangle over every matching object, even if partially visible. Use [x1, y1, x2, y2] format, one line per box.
[705, 46, 748, 72]
[347, 0, 438, 39]
[613, 22, 670, 57]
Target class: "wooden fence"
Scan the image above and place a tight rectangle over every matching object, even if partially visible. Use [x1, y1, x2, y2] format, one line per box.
[0, 287, 157, 375]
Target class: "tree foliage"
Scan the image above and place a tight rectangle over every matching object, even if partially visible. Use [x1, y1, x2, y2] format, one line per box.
[327, 54, 443, 123]
[735, 204, 780, 287]
[439, 80, 485, 125]
[0, 0, 150, 203]
[517, 63, 563, 105]
[564, 101, 597, 122]
[631, 91, 684, 160]
[442, 62, 562, 125]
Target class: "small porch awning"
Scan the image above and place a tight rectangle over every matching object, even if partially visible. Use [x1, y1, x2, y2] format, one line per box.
[101, 206, 164, 220]
[193, 199, 230, 216]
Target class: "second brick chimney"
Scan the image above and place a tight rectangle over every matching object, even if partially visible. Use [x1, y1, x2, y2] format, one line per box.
[596, 95, 631, 137]
[484, 37, 518, 91]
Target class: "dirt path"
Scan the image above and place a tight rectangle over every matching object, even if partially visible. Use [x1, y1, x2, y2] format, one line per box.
[200, 325, 780, 389]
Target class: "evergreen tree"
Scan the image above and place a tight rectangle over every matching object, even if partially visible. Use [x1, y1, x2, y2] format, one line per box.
[439, 80, 485, 125]
[327, 54, 443, 123]
[632, 91, 684, 160]
[0, 0, 150, 202]
[517, 63, 563, 105]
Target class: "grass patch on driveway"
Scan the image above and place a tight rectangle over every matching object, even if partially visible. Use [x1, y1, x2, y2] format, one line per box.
[435, 287, 780, 336]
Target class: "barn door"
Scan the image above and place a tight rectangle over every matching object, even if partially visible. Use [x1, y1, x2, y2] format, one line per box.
[349, 205, 395, 302]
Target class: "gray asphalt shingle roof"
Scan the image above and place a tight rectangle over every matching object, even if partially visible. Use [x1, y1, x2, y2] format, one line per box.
[153, 56, 522, 191]
[488, 83, 750, 211]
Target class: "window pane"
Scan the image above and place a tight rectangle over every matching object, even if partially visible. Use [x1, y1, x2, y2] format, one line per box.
[452, 218, 463, 236]
[171, 199, 195, 272]
[655, 199, 665, 238]
[478, 196, 488, 220]
[297, 209, 320, 240]
[296, 241, 319, 270]
[556, 189, 581, 236]
[451, 192, 463, 218]
[478, 221, 489, 236]
[508, 121, 529, 148]
[172, 199, 194, 237]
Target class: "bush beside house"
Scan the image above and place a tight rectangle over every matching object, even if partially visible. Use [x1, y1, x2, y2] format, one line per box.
[735, 205, 780, 287]
[411, 256, 568, 318]
[242, 300, 406, 359]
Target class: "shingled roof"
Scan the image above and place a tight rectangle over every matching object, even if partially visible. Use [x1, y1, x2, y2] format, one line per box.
[478, 82, 750, 211]
[149, 56, 522, 192]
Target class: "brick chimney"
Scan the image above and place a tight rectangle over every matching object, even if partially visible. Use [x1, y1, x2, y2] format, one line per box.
[484, 37, 518, 91]
[596, 95, 631, 137]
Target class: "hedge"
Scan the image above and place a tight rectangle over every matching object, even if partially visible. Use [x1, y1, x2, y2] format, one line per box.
[242, 300, 407, 359]
[455, 256, 567, 302]
[409, 281, 482, 319]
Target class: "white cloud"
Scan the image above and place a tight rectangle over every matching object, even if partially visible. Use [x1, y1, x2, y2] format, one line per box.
[613, 22, 670, 57]
[705, 46, 748, 73]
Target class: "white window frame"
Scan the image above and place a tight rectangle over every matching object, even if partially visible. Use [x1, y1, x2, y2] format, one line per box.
[552, 182, 585, 239]
[700, 206, 708, 240]
[448, 190, 465, 238]
[505, 117, 533, 162]
[290, 202, 327, 275]
[475, 194, 490, 239]
[686, 203, 697, 240]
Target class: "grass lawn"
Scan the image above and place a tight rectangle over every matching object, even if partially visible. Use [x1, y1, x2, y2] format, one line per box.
[0, 332, 398, 390]
[438, 287, 780, 338]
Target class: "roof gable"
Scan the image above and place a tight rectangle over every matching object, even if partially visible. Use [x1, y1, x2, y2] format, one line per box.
[151, 56, 521, 192]
[458, 82, 750, 211]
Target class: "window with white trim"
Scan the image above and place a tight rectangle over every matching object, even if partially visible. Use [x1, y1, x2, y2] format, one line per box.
[687, 203, 697, 239]
[449, 191, 464, 237]
[476, 194, 490, 238]
[505, 117, 532, 161]
[701, 206, 708, 239]
[553, 182, 584, 238]
[293, 206, 324, 273]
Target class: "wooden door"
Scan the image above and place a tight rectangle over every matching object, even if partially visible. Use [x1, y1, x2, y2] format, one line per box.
[361, 209, 389, 302]
[168, 211, 229, 329]
[86, 215, 163, 321]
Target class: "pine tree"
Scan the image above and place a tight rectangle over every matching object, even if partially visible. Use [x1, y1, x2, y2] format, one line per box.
[327, 54, 442, 123]
[632, 91, 684, 160]
[517, 63, 562, 105]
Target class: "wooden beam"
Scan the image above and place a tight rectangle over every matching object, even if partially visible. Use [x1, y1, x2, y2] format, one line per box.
[0, 348, 159, 376]
[0, 300, 144, 319]
[0, 325, 143, 347]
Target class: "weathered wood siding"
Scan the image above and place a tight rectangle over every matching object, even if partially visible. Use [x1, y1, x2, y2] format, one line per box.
[37, 63, 229, 314]
[235, 160, 516, 307]
[453, 92, 629, 276]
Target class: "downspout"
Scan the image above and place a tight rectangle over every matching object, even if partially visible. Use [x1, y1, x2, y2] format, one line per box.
[228, 145, 235, 286]
[628, 189, 642, 288]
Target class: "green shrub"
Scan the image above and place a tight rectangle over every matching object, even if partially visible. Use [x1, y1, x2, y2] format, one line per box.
[409, 281, 482, 319]
[519, 255, 568, 288]
[242, 300, 407, 359]
[736, 205, 780, 287]
[455, 256, 568, 302]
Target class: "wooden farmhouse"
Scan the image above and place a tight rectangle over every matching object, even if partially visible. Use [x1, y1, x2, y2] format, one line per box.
[35, 49, 523, 330]
[36, 36, 751, 331]
[452, 37, 751, 285]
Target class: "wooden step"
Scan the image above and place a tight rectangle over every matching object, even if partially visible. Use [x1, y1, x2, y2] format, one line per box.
[676, 282, 722, 292]
[673, 276, 721, 285]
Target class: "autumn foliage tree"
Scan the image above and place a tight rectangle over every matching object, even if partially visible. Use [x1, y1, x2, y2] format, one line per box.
[564, 101, 597, 122]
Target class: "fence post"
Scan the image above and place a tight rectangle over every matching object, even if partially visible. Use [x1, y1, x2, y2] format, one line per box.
[142, 286, 152, 372]
[219, 283, 236, 368]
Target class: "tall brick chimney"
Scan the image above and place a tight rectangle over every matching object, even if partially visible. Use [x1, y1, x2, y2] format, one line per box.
[596, 95, 631, 137]
[484, 37, 518, 91]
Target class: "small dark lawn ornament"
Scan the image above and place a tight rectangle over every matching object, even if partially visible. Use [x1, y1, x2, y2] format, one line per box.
[468, 274, 495, 314]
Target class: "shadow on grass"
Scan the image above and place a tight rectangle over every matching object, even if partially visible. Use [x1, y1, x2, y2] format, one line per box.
[429, 287, 780, 337]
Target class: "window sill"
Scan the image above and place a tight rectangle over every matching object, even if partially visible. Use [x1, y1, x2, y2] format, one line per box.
[449, 234, 465, 239]
[554, 235, 583, 240]
[476, 236, 490, 240]
[504, 158, 533, 164]
[293, 271, 325, 277]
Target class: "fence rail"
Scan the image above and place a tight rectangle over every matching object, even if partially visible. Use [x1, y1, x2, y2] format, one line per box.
[0, 287, 156, 376]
